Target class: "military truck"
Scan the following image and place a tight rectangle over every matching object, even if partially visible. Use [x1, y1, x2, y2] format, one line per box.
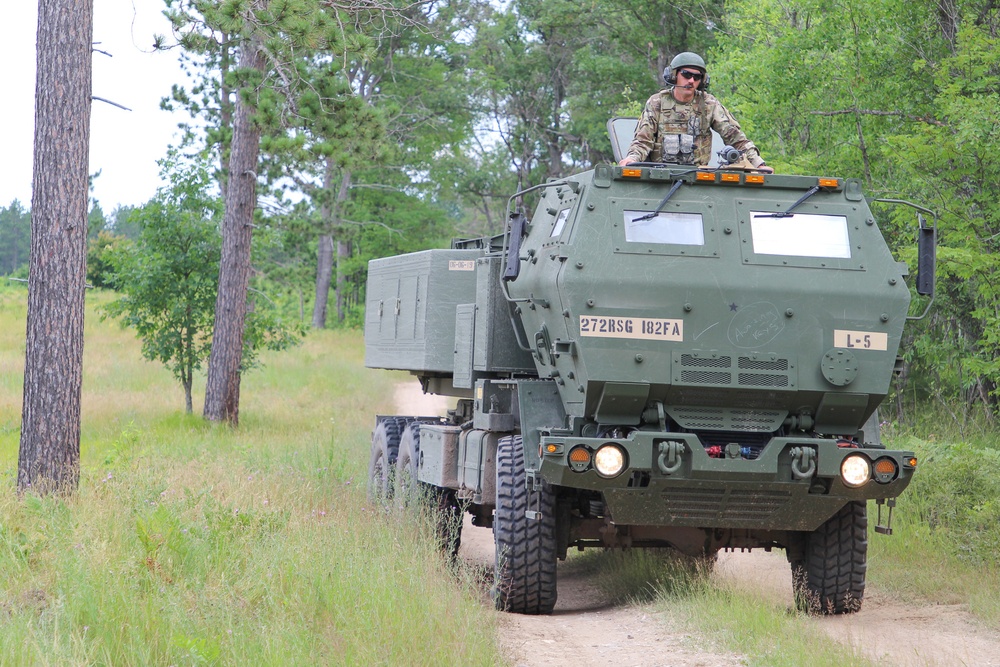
[364, 118, 936, 615]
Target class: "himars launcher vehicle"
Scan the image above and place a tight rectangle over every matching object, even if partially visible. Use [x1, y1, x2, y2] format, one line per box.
[364, 119, 937, 615]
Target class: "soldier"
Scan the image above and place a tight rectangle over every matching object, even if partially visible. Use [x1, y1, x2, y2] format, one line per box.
[619, 52, 773, 173]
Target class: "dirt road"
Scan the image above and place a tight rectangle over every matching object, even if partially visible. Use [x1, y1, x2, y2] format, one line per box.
[394, 382, 1000, 667]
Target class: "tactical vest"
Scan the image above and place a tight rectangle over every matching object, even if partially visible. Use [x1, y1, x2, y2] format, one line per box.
[649, 91, 712, 166]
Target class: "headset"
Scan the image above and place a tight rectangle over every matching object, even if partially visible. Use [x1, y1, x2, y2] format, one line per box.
[663, 66, 710, 92]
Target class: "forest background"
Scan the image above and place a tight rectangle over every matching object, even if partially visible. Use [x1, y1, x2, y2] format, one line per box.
[2, 0, 1000, 423]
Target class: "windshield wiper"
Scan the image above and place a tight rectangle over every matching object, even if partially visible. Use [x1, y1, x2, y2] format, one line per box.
[633, 179, 684, 222]
[759, 185, 821, 218]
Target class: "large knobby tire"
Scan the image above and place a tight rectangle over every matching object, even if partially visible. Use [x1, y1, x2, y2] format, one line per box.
[394, 423, 421, 508]
[367, 418, 403, 505]
[433, 489, 464, 560]
[394, 423, 464, 557]
[493, 435, 558, 614]
[791, 501, 868, 614]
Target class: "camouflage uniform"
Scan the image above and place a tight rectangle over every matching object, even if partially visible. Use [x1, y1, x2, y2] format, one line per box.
[623, 88, 765, 167]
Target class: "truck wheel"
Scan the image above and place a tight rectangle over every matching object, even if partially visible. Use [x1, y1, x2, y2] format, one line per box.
[394, 423, 421, 508]
[791, 501, 867, 614]
[433, 488, 464, 560]
[367, 418, 402, 505]
[493, 435, 558, 614]
[394, 423, 463, 557]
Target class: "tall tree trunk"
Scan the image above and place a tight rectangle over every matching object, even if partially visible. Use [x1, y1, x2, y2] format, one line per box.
[336, 238, 349, 323]
[203, 34, 265, 426]
[18, 0, 94, 495]
[218, 32, 234, 202]
[313, 166, 352, 328]
[312, 233, 333, 328]
[311, 158, 336, 329]
[332, 170, 351, 324]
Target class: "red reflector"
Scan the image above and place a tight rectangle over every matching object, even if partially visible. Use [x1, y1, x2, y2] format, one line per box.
[622, 168, 642, 178]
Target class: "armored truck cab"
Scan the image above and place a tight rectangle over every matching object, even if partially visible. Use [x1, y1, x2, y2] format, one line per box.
[365, 126, 936, 616]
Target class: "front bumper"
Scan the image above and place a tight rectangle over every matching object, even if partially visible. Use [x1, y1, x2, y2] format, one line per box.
[536, 431, 915, 532]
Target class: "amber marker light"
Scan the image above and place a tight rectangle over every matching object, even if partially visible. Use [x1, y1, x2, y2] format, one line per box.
[621, 168, 642, 178]
[905, 456, 918, 468]
[818, 178, 840, 188]
[872, 457, 899, 484]
[568, 446, 592, 473]
[745, 174, 766, 184]
[720, 173, 741, 183]
[696, 171, 716, 181]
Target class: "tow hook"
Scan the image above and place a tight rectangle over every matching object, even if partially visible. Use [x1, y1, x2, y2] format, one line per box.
[657, 441, 687, 475]
[790, 446, 817, 479]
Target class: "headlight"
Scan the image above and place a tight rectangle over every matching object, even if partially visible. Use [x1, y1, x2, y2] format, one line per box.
[841, 454, 871, 487]
[594, 444, 626, 478]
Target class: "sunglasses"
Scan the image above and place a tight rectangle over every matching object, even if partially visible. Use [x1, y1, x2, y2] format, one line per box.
[678, 69, 704, 82]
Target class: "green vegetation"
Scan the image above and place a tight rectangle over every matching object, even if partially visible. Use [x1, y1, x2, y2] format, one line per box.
[571, 412, 1000, 662]
[576, 549, 879, 667]
[100, 151, 301, 414]
[3, 276, 1000, 661]
[870, 415, 1000, 625]
[0, 284, 500, 665]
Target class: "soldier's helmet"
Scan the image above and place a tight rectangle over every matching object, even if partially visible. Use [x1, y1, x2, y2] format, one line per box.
[669, 52, 706, 73]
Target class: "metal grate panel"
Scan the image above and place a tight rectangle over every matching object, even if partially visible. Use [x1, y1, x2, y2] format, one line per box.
[668, 406, 785, 432]
[682, 354, 731, 368]
[660, 487, 793, 523]
[738, 373, 789, 387]
[681, 370, 731, 384]
[739, 357, 789, 371]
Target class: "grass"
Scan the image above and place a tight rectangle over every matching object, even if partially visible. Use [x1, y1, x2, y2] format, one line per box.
[868, 427, 1000, 625]
[0, 284, 501, 666]
[575, 548, 878, 667]
[573, 409, 1000, 664]
[5, 279, 1000, 664]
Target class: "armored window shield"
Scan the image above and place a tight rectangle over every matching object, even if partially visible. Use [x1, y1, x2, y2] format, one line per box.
[750, 212, 851, 258]
[624, 210, 705, 245]
[551, 208, 571, 237]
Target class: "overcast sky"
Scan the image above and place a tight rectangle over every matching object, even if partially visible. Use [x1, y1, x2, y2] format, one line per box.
[1, 1, 187, 212]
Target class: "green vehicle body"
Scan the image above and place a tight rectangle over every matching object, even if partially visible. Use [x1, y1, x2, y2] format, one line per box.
[365, 122, 936, 615]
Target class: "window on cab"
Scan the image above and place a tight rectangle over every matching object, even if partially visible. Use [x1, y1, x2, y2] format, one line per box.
[750, 213, 851, 259]
[550, 208, 571, 237]
[623, 211, 705, 246]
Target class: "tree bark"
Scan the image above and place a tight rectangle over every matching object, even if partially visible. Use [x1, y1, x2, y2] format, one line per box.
[313, 165, 352, 328]
[203, 34, 266, 426]
[311, 158, 336, 328]
[336, 238, 349, 323]
[18, 0, 94, 494]
[312, 233, 333, 328]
